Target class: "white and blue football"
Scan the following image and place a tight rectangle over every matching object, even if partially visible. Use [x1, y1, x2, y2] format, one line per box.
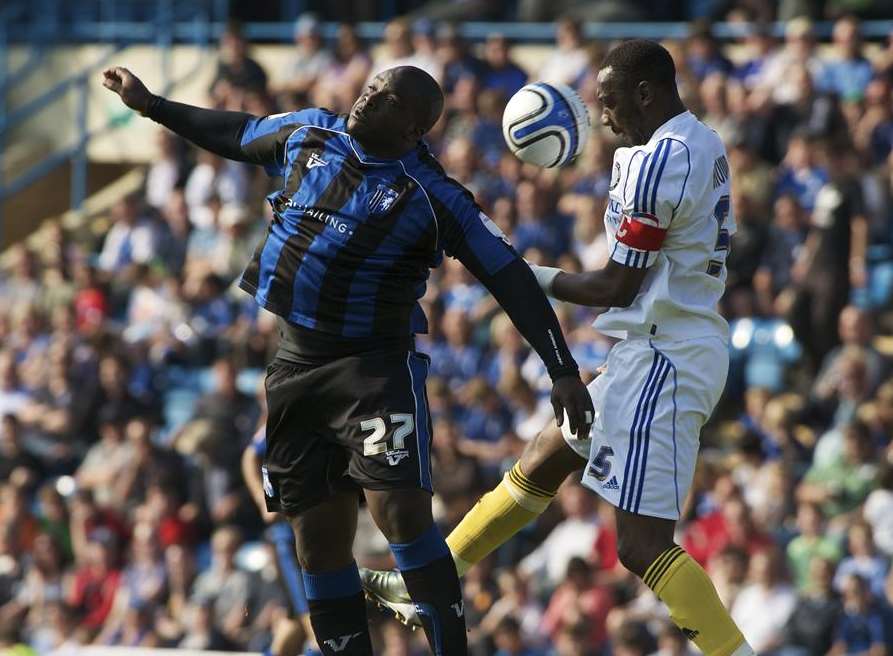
[502, 82, 591, 168]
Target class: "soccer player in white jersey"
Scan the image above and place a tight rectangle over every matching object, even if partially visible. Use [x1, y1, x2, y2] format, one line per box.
[362, 39, 755, 656]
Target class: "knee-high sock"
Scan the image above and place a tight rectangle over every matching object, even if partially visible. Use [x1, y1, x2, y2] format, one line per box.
[445, 463, 556, 576]
[644, 546, 753, 656]
[390, 524, 467, 656]
[301, 563, 372, 656]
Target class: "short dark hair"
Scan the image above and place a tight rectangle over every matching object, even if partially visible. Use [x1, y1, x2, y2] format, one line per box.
[601, 39, 677, 90]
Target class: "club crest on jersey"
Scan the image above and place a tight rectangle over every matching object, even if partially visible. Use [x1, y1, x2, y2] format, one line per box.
[369, 183, 400, 217]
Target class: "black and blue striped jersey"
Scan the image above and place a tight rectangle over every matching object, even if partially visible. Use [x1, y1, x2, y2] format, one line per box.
[145, 96, 578, 379]
[236, 108, 516, 338]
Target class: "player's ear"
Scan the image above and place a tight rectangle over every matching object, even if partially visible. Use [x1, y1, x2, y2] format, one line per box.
[407, 121, 425, 141]
[636, 80, 652, 107]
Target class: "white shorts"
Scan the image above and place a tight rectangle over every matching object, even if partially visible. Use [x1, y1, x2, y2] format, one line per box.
[562, 336, 728, 520]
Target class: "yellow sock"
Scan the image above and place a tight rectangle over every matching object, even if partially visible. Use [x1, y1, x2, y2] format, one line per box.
[445, 463, 555, 576]
[644, 546, 753, 656]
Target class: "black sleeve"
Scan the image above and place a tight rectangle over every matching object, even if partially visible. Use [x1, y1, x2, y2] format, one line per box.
[469, 256, 579, 382]
[424, 172, 579, 382]
[145, 95, 254, 162]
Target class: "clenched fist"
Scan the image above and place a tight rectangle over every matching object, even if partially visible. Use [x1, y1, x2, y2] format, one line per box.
[102, 67, 153, 115]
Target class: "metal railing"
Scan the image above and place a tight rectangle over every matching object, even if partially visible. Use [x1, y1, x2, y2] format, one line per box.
[2, 4, 892, 241]
[0, 1, 216, 235]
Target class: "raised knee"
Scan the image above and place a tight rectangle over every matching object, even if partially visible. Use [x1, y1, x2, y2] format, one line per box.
[518, 425, 582, 492]
[617, 534, 656, 578]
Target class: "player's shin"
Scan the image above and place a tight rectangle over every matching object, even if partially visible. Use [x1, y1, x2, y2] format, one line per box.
[445, 462, 556, 575]
[389, 523, 468, 655]
[301, 563, 373, 655]
[644, 546, 754, 656]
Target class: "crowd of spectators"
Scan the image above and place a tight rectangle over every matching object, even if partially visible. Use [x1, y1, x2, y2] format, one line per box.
[2, 9, 893, 656]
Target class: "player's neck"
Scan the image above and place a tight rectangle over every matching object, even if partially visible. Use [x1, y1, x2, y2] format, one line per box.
[642, 100, 687, 144]
[352, 133, 415, 160]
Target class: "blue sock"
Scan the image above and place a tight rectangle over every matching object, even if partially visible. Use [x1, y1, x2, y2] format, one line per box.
[301, 562, 372, 655]
[390, 524, 467, 655]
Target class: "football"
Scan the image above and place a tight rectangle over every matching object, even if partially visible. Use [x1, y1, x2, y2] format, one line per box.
[502, 82, 591, 168]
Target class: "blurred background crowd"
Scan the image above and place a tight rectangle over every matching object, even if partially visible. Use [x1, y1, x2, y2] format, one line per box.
[3, 2, 893, 655]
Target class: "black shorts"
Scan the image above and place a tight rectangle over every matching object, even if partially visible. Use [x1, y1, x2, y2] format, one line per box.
[262, 349, 434, 515]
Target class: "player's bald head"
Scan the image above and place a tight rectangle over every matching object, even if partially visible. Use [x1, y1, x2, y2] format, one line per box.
[384, 66, 444, 133]
[347, 65, 444, 158]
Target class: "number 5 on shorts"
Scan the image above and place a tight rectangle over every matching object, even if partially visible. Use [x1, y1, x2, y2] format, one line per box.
[362, 414, 415, 456]
[590, 445, 614, 481]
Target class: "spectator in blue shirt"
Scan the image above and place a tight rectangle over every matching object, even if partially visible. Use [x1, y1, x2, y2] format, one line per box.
[863, 79, 893, 165]
[437, 23, 486, 96]
[686, 21, 734, 81]
[735, 24, 777, 90]
[822, 17, 874, 102]
[834, 522, 890, 601]
[775, 133, 828, 212]
[481, 34, 527, 101]
[829, 574, 887, 656]
[512, 181, 572, 259]
[427, 309, 486, 386]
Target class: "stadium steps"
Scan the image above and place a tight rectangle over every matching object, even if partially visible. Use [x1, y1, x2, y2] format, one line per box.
[0, 166, 144, 264]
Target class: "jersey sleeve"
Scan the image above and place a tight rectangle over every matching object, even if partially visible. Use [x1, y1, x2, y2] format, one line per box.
[426, 179, 578, 380]
[239, 108, 337, 177]
[430, 181, 517, 276]
[612, 138, 691, 269]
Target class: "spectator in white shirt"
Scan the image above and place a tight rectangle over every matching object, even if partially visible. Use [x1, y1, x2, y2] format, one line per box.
[753, 17, 828, 107]
[183, 151, 249, 229]
[370, 19, 441, 83]
[538, 18, 588, 87]
[97, 194, 159, 273]
[145, 130, 185, 210]
[519, 483, 598, 591]
[731, 547, 797, 653]
[274, 13, 333, 106]
[0, 351, 30, 419]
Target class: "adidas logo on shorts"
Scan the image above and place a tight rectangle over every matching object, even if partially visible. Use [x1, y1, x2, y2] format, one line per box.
[602, 475, 620, 490]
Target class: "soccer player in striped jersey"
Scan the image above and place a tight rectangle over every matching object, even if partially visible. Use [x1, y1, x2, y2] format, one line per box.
[362, 40, 756, 656]
[102, 64, 593, 656]
[242, 424, 319, 656]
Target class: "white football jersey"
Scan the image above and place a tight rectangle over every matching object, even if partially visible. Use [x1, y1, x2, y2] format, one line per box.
[594, 110, 734, 342]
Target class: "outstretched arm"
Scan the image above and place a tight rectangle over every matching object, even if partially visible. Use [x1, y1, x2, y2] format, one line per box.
[434, 190, 593, 439]
[530, 259, 648, 308]
[102, 67, 254, 161]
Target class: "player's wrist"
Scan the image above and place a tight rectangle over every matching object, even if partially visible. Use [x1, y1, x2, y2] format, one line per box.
[529, 263, 564, 296]
[143, 94, 163, 118]
[548, 365, 580, 383]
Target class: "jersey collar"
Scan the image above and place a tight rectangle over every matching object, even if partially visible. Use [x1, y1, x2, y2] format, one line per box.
[346, 133, 424, 167]
[647, 110, 693, 147]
